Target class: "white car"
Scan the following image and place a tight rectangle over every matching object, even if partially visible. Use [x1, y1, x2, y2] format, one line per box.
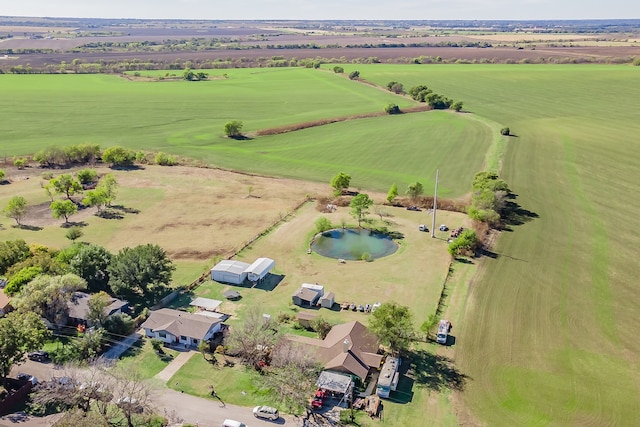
[253, 405, 279, 420]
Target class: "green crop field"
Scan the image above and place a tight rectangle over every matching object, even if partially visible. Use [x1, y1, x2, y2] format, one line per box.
[342, 64, 640, 425]
[0, 69, 495, 196]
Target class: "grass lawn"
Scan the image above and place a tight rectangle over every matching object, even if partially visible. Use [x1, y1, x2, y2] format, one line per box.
[343, 64, 640, 425]
[117, 338, 181, 380]
[167, 354, 273, 408]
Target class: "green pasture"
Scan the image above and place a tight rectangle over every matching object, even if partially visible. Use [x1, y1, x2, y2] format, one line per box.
[0, 68, 495, 196]
[336, 64, 640, 424]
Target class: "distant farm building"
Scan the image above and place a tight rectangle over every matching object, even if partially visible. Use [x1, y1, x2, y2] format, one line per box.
[210, 257, 275, 285]
[210, 260, 251, 285]
[292, 283, 325, 307]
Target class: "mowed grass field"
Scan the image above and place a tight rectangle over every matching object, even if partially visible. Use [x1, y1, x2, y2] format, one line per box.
[344, 64, 640, 424]
[0, 68, 493, 196]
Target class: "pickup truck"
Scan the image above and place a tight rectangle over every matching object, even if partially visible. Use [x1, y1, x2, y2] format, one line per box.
[436, 320, 451, 344]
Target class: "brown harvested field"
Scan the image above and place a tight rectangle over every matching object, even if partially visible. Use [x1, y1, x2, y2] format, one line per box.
[0, 165, 329, 281]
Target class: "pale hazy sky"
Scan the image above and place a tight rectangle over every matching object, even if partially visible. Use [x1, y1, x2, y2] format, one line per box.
[2, 0, 638, 21]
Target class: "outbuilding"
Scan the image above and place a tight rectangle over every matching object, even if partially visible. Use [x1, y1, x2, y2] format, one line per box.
[245, 257, 275, 283]
[210, 260, 251, 285]
[320, 292, 335, 309]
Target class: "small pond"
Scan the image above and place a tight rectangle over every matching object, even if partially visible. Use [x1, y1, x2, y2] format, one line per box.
[311, 228, 399, 261]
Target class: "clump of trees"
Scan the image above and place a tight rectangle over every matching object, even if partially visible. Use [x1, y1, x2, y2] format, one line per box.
[448, 229, 480, 256]
[468, 171, 511, 227]
[386, 81, 404, 94]
[102, 146, 136, 168]
[408, 84, 461, 110]
[33, 144, 101, 168]
[332, 66, 344, 73]
[183, 68, 208, 81]
[154, 152, 177, 166]
[348, 70, 360, 80]
[406, 181, 424, 202]
[314, 217, 333, 233]
[330, 172, 351, 196]
[368, 302, 415, 354]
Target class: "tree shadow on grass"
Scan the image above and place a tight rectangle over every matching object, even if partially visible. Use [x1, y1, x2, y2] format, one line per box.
[110, 204, 140, 214]
[12, 224, 43, 231]
[501, 193, 538, 230]
[403, 348, 469, 393]
[61, 220, 88, 228]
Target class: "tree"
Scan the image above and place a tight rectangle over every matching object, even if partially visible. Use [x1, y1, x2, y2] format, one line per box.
[76, 168, 99, 185]
[368, 302, 415, 354]
[406, 181, 424, 202]
[97, 173, 118, 206]
[154, 152, 177, 166]
[13, 274, 87, 328]
[348, 70, 360, 80]
[314, 217, 332, 233]
[0, 239, 31, 275]
[0, 311, 49, 386]
[349, 193, 373, 227]
[332, 66, 344, 73]
[310, 317, 332, 339]
[13, 157, 27, 169]
[108, 244, 175, 298]
[69, 244, 112, 293]
[0, 169, 5, 182]
[420, 314, 438, 341]
[224, 121, 244, 139]
[386, 183, 398, 204]
[386, 81, 404, 94]
[65, 226, 84, 242]
[451, 101, 464, 112]
[330, 172, 351, 196]
[50, 174, 83, 199]
[102, 146, 135, 167]
[262, 339, 322, 412]
[448, 229, 479, 257]
[3, 195, 28, 225]
[87, 291, 111, 327]
[4, 266, 43, 296]
[103, 313, 135, 337]
[408, 85, 432, 101]
[83, 188, 109, 213]
[51, 199, 78, 224]
[384, 103, 401, 114]
[226, 307, 281, 368]
[500, 127, 511, 136]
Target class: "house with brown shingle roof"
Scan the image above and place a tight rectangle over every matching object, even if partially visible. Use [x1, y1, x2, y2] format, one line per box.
[0, 290, 12, 317]
[287, 320, 383, 380]
[141, 308, 222, 348]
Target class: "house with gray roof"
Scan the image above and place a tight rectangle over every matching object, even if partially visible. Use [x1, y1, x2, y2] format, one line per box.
[67, 291, 129, 326]
[140, 308, 222, 348]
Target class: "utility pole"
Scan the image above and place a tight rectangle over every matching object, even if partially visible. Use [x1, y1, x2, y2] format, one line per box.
[431, 169, 439, 238]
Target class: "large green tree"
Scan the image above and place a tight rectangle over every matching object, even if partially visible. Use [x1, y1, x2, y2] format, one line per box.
[386, 183, 398, 204]
[368, 302, 415, 354]
[406, 181, 424, 202]
[330, 172, 351, 196]
[51, 199, 78, 224]
[108, 244, 174, 298]
[50, 174, 83, 199]
[0, 311, 50, 386]
[3, 195, 28, 225]
[69, 244, 112, 293]
[224, 121, 244, 138]
[13, 274, 87, 328]
[0, 239, 30, 275]
[349, 193, 373, 227]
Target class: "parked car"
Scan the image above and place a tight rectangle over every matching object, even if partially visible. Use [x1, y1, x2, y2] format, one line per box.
[439, 224, 449, 231]
[356, 304, 364, 312]
[418, 224, 428, 232]
[406, 205, 421, 211]
[371, 302, 381, 313]
[349, 303, 357, 311]
[364, 304, 371, 313]
[253, 405, 279, 420]
[27, 350, 50, 362]
[222, 420, 246, 427]
[17, 373, 38, 385]
[312, 389, 326, 408]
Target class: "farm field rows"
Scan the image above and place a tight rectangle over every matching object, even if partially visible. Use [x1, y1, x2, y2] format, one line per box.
[0, 68, 492, 195]
[346, 64, 640, 425]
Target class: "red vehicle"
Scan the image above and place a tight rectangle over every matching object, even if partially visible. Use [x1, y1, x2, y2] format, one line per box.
[311, 389, 326, 408]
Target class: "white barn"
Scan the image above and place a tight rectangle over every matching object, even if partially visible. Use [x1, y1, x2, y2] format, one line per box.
[210, 260, 251, 284]
[246, 257, 275, 282]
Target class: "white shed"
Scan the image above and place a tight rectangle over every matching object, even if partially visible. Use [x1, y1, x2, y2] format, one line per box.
[246, 257, 275, 282]
[210, 260, 250, 285]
